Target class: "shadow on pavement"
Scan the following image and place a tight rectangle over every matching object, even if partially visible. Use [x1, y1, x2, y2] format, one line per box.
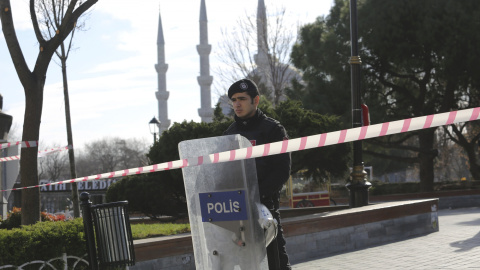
[450, 230, 480, 252]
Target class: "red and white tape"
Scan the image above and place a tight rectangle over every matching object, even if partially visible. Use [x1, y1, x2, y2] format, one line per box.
[37, 145, 72, 158]
[0, 145, 71, 163]
[0, 140, 38, 149]
[2, 107, 479, 192]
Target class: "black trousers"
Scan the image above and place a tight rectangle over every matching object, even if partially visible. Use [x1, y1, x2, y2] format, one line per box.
[266, 208, 291, 270]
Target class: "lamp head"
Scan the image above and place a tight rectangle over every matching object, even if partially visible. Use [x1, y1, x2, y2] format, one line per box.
[149, 117, 161, 134]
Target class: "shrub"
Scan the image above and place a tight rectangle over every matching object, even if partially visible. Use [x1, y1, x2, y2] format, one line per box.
[368, 180, 480, 196]
[369, 182, 420, 196]
[0, 218, 86, 266]
[0, 207, 68, 230]
[106, 173, 187, 220]
[0, 207, 21, 230]
[434, 180, 480, 191]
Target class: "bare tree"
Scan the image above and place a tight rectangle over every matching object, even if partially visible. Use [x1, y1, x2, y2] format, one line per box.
[77, 137, 149, 176]
[35, 0, 90, 218]
[434, 128, 470, 181]
[442, 88, 480, 180]
[0, 0, 98, 225]
[38, 143, 69, 181]
[443, 123, 480, 180]
[73, 148, 95, 178]
[214, 5, 300, 106]
[116, 138, 150, 170]
[2, 122, 20, 142]
[86, 139, 121, 173]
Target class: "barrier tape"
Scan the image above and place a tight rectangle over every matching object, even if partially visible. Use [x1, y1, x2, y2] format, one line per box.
[1, 107, 479, 193]
[37, 145, 72, 158]
[0, 145, 71, 163]
[0, 140, 39, 149]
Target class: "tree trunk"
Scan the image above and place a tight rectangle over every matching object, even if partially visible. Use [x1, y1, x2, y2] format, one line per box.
[418, 128, 437, 192]
[452, 128, 480, 181]
[446, 124, 480, 181]
[465, 144, 480, 181]
[20, 84, 43, 225]
[1, 0, 99, 225]
[60, 47, 80, 218]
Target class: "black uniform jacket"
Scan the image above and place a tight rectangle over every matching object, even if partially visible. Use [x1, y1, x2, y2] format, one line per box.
[224, 109, 291, 208]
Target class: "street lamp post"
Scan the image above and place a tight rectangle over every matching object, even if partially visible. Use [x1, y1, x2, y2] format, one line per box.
[345, 0, 371, 208]
[149, 116, 161, 143]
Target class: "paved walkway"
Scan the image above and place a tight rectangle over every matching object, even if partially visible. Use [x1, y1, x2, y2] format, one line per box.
[292, 207, 480, 269]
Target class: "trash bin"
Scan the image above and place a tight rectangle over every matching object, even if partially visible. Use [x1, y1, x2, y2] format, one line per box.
[91, 201, 135, 268]
[80, 192, 135, 270]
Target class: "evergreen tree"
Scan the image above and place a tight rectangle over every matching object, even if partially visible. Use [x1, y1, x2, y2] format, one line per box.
[290, 0, 480, 190]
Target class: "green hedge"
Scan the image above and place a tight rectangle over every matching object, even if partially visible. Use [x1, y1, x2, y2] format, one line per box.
[369, 182, 420, 195]
[0, 218, 86, 267]
[331, 180, 480, 197]
[368, 180, 480, 196]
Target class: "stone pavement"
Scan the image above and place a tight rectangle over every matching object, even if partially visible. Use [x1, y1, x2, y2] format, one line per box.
[292, 207, 480, 270]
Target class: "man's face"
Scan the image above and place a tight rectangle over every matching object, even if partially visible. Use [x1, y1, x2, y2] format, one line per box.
[231, 92, 259, 119]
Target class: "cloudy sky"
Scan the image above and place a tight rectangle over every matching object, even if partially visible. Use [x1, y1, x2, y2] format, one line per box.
[0, 0, 333, 150]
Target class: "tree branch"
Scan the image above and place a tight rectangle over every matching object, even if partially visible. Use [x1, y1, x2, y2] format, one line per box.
[40, 0, 55, 39]
[30, 0, 46, 44]
[33, 0, 97, 75]
[368, 132, 418, 146]
[447, 123, 480, 148]
[363, 149, 418, 164]
[0, 0, 34, 89]
[65, 26, 76, 60]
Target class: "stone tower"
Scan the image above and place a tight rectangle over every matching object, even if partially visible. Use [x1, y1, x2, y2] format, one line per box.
[253, 0, 275, 101]
[197, 0, 214, 123]
[155, 10, 171, 134]
[254, 0, 269, 68]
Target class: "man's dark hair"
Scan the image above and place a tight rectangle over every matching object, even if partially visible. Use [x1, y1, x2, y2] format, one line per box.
[228, 79, 260, 100]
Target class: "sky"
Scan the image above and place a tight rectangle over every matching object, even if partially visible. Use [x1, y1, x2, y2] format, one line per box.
[0, 0, 333, 150]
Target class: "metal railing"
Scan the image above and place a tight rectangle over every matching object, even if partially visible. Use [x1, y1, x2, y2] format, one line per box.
[0, 253, 89, 270]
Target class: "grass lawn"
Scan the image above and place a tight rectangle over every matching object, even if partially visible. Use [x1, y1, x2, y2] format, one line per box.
[131, 223, 190, 240]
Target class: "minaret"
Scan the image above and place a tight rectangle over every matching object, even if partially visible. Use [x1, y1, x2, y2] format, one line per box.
[155, 10, 171, 134]
[254, 0, 274, 100]
[254, 0, 269, 67]
[197, 0, 214, 123]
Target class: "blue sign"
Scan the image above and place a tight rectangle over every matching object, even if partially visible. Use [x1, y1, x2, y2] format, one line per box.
[199, 190, 248, 222]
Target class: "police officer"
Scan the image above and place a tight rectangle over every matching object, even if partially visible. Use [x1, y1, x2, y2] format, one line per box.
[224, 79, 291, 270]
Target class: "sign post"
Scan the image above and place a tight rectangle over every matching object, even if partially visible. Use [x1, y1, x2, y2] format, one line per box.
[179, 135, 269, 270]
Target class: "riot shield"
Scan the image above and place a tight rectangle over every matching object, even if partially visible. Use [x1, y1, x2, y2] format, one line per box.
[179, 135, 269, 270]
